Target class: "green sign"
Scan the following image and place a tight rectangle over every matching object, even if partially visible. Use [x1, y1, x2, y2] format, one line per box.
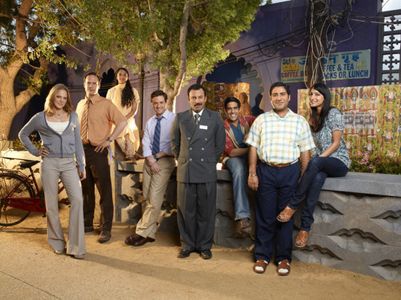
[281, 49, 371, 83]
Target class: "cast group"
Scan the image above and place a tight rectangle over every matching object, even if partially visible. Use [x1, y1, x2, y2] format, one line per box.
[18, 68, 350, 276]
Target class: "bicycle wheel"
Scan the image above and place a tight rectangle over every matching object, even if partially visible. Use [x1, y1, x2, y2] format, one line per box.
[0, 172, 33, 226]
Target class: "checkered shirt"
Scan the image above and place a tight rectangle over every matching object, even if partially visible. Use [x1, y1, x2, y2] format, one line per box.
[246, 109, 315, 164]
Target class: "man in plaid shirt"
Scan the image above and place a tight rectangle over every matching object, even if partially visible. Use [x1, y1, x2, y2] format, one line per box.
[246, 82, 315, 276]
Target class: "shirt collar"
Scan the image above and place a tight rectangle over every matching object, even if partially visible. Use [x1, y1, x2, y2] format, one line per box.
[154, 110, 169, 120]
[192, 109, 204, 117]
[86, 94, 101, 104]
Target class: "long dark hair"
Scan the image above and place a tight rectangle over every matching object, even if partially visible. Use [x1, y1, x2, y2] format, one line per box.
[115, 67, 135, 108]
[309, 83, 332, 132]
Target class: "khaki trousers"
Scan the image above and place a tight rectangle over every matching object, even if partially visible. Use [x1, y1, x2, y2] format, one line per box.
[41, 157, 85, 256]
[135, 157, 175, 239]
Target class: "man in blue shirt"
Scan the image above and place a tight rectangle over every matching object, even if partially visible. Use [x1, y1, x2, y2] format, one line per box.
[125, 90, 176, 246]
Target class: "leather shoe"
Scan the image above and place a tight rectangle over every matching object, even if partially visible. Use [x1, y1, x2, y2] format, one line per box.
[84, 226, 94, 233]
[125, 233, 142, 246]
[177, 249, 191, 258]
[132, 236, 155, 247]
[97, 231, 111, 243]
[200, 249, 212, 260]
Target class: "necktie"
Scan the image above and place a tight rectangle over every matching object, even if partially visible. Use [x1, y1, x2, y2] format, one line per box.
[81, 99, 90, 144]
[152, 117, 162, 155]
[194, 113, 200, 125]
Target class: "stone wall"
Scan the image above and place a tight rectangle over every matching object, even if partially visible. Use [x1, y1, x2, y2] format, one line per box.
[115, 162, 401, 280]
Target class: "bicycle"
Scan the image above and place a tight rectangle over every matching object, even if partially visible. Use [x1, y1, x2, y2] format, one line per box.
[0, 156, 66, 226]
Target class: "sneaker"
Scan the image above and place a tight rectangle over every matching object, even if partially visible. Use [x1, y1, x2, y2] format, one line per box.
[97, 231, 111, 243]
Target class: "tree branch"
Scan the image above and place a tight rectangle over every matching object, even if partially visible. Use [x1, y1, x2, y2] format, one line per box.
[172, 0, 191, 99]
[15, 0, 33, 52]
[15, 57, 48, 111]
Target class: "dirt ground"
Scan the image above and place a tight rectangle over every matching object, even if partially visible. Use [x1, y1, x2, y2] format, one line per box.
[0, 206, 400, 300]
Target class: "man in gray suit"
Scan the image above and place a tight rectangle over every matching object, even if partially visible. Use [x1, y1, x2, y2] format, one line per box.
[172, 83, 225, 259]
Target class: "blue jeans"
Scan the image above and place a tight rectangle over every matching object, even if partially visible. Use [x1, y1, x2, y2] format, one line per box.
[288, 156, 348, 231]
[226, 156, 250, 220]
[255, 162, 300, 263]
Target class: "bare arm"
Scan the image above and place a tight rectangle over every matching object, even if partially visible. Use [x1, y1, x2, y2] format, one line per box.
[247, 146, 258, 191]
[229, 147, 249, 157]
[299, 150, 311, 176]
[319, 130, 341, 157]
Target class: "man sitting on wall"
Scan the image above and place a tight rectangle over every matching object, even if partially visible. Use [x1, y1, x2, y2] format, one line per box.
[222, 96, 255, 237]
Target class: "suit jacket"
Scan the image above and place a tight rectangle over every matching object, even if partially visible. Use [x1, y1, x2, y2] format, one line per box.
[172, 108, 225, 183]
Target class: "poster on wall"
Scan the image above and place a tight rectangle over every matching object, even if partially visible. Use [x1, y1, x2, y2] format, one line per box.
[203, 82, 251, 118]
[297, 84, 401, 165]
[281, 49, 371, 83]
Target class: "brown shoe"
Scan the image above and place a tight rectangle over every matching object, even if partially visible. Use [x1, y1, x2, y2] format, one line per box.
[97, 231, 111, 243]
[277, 259, 291, 276]
[277, 206, 296, 222]
[253, 259, 269, 274]
[235, 218, 251, 237]
[295, 230, 309, 248]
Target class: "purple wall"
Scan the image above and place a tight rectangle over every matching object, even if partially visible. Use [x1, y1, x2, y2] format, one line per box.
[209, 0, 382, 111]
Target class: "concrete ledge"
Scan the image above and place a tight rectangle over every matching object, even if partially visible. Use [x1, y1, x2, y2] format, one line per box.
[114, 161, 401, 280]
[322, 172, 401, 198]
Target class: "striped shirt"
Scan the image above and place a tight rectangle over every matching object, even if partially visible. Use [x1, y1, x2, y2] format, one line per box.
[246, 109, 315, 164]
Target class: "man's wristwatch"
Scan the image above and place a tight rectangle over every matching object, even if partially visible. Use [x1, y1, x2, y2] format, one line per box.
[249, 173, 257, 177]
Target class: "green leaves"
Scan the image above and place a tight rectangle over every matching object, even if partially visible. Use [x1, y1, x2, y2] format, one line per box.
[75, 0, 260, 95]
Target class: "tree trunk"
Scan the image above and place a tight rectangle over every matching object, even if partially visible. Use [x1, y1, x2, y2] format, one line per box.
[0, 70, 18, 139]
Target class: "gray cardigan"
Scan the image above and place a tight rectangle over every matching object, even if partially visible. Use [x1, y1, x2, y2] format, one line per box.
[18, 111, 85, 173]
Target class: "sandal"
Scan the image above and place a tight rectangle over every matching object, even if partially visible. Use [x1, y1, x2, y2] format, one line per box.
[295, 230, 309, 248]
[277, 259, 291, 276]
[253, 259, 269, 274]
[277, 206, 296, 222]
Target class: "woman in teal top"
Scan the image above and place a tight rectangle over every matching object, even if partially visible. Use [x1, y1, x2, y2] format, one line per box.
[277, 83, 350, 248]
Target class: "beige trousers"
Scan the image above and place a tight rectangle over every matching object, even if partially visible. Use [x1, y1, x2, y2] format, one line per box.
[41, 157, 85, 256]
[135, 157, 175, 239]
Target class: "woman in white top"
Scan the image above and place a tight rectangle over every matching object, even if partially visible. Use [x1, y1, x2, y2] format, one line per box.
[106, 67, 140, 159]
[18, 84, 86, 259]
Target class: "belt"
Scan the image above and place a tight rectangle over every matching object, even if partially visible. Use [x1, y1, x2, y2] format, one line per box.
[265, 160, 298, 168]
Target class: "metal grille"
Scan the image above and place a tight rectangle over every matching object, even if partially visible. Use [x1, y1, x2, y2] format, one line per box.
[378, 10, 401, 84]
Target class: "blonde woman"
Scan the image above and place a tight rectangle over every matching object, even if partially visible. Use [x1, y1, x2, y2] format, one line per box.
[19, 84, 86, 259]
[106, 67, 140, 159]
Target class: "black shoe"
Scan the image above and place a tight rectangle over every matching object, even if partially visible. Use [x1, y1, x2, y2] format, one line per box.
[84, 226, 94, 233]
[133, 236, 155, 247]
[98, 231, 111, 243]
[177, 249, 191, 258]
[200, 249, 212, 260]
[125, 233, 143, 246]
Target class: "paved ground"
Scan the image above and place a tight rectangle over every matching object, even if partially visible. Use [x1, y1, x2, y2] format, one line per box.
[1, 208, 401, 300]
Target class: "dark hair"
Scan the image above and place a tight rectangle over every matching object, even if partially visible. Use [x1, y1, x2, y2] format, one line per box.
[309, 82, 332, 132]
[187, 83, 206, 97]
[151, 90, 168, 102]
[84, 72, 101, 83]
[269, 82, 290, 96]
[224, 96, 241, 109]
[115, 67, 135, 108]
[255, 93, 263, 105]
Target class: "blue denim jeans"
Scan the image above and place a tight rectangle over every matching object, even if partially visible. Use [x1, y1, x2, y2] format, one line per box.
[226, 156, 250, 220]
[288, 156, 348, 231]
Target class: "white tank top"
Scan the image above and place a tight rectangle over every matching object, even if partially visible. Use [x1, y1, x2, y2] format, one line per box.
[47, 121, 69, 134]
